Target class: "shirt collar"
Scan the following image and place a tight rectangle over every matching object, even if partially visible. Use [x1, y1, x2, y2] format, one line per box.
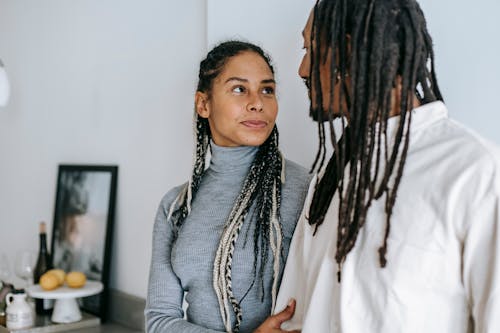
[385, 100, 448, 136]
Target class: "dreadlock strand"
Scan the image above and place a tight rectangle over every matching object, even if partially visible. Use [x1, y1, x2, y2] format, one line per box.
[378, 4, 425, 264]
[309, 129, 351, 235]
[312, 3, 324, 124]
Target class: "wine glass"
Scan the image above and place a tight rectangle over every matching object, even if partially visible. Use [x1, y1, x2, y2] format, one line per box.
[0, 253, 12, 282]
[14, 250, 35, 289]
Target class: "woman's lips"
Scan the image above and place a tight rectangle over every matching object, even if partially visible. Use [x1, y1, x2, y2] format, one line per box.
[241, 120, 267, 128]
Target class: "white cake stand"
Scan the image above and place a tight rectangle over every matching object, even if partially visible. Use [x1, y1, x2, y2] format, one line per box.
[27, 280, 103, 324]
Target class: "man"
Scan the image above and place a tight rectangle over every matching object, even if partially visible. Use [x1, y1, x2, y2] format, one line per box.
[256, 0, 500, 332]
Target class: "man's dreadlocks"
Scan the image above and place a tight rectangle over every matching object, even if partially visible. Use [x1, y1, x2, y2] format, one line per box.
[307, 0, 443, 281]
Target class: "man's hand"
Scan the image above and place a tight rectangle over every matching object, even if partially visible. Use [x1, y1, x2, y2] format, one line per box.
[253, 299, 300, 333]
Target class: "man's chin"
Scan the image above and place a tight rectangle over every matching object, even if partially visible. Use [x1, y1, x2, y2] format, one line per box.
[309, 107, 342, 122]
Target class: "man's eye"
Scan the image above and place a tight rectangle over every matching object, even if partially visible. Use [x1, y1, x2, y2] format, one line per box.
[232, 86, 245, 93]
[262, 87, 275, 94]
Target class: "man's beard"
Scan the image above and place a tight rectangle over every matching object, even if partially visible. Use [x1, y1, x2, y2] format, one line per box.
[304, 77, 330, 122]
[304, 78, 348, 122]
[309, 105, 327, 122]
[304, 78, 325, 122]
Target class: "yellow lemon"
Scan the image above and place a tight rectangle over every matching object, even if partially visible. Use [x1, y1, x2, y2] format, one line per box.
[40, 272, 59, 291]
[65, 271, 86, 288]
[46, 269, 66, 286]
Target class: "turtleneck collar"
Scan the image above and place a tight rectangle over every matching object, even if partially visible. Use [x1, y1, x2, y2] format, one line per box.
[208, 141, 258, 175]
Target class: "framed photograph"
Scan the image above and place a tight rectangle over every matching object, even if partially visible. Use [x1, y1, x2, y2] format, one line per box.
[50, 164, 118, 321]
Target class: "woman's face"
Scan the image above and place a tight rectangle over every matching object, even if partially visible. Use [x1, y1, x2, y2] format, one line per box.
[195, 51, 278, 147]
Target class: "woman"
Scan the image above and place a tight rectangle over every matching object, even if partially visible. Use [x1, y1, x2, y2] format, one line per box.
[145, 41, 310, 333]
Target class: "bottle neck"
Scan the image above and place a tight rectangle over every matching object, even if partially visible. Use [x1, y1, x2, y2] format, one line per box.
[39, 233, 48, 254]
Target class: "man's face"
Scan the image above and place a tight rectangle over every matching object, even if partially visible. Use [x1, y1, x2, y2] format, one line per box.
[299, 9, 349, 121]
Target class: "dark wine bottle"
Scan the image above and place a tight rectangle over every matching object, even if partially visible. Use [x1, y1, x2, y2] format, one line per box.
[33, 221, 53, 315]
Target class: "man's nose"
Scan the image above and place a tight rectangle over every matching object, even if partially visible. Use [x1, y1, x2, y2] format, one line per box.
[298, 54, 309, 79]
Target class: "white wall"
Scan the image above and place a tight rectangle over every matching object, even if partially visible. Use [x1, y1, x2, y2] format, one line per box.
[207, 0, 317, 167]
[0, 0, 499, 300]
[0, 0, 205, 297]
[419, 0, 500, 143]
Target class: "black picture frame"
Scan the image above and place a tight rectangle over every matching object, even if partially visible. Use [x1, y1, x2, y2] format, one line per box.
[50, 164, 118, 321]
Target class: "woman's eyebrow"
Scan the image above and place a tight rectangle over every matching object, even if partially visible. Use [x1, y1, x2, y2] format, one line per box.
[225, 77, 247, 83]
[224, 77, 276, 84]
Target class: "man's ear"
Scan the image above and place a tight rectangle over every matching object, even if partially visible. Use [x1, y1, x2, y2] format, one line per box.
[195, 91, 210, 118]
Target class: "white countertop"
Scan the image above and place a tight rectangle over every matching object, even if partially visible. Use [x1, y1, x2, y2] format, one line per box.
[64, 323, 142, 333]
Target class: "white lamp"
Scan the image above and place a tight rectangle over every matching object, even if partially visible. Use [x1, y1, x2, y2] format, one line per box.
[0, 58, 11, 107]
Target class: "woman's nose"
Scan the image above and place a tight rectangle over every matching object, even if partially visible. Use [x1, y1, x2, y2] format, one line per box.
[247, 93, 264, 112]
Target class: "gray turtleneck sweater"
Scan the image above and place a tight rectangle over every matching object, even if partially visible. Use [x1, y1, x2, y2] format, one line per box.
[145, 144, 311, 333]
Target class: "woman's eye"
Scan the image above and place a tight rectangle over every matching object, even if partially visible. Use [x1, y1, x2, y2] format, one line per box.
[232, 86, 245, 93]
[262, 86, 275, 95]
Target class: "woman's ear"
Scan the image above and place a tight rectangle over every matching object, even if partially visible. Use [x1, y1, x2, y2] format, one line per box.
[195, 91, 210, 118]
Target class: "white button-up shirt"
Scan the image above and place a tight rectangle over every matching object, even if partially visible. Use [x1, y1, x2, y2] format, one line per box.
[275, 102, 500, 333]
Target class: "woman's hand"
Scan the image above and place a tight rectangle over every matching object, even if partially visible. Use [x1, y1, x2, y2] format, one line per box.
[253, 299, 300, 333]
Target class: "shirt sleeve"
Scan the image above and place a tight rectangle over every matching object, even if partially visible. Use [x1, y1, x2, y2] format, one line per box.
[462, 159, 500, 333]
[274, 177, 318, 331]
[144, 189, 224, 333]
[274, 213, 307, 331]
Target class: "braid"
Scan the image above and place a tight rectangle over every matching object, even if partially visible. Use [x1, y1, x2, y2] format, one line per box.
[213, 127, 283, 332]
[307, 0, 443, 281]
[167, 113, 210, 232]
[168, 40, 284, 332]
